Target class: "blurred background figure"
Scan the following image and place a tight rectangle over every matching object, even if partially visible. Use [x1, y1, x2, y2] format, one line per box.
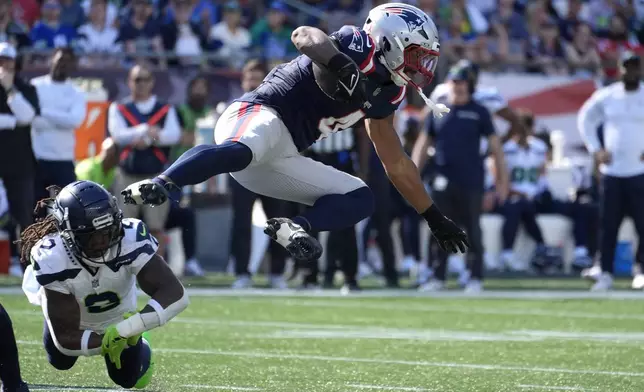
[77, 0, 121, 68]
[303, 123, 369, 293]
[209, 1, 251, 69]
[0, 43, 38, 277]
[229, 59, 288, 289]
[412, 61, 508, 293]
[31, 47, 86, 200]
[108, 64, 180, 257]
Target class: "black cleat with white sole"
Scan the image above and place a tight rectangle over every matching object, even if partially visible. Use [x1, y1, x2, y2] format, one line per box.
[121, 179, 171, 206]
[264, 218, 322, 261]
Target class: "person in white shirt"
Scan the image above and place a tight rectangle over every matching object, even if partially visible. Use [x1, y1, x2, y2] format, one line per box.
[578, 51, 644, 291]
[31, 47, 87, 201]
[209, 1, 251, 69]
[108, 64, 181, 257]
[77, 0, 120, 67]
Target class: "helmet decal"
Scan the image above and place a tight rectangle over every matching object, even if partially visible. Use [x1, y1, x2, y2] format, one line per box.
[382, 5, 429, 33]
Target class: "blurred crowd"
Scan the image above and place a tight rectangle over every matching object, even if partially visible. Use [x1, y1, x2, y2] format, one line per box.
[0, 0, 641, 78]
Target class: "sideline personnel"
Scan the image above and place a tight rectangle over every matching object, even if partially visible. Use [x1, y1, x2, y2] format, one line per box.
[412, 61, 508, 293]
[578, 51, 644, 291]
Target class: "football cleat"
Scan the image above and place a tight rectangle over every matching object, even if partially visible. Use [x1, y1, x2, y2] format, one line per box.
[121, 179, 170, 206]
[264, 218, 322, 261]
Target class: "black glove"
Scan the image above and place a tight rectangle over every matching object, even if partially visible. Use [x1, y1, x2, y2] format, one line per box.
[422, 204, 470, 253]
[326, 53, 368, 103]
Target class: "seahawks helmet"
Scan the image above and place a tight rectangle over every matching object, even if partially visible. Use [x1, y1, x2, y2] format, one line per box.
[364, 3, 440, 90]
[51, 180, 123, 266]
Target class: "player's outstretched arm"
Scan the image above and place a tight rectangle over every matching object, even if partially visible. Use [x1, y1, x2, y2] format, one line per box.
[365, 115, 469, 254]
[44, 289, 104, 356]
[114, 254, 189, 339]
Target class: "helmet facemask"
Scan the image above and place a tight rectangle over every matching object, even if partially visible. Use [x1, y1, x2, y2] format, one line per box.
[397, 44, 439, 90]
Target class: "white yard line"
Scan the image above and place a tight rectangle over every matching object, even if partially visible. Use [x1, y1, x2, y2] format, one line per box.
[181, 385, 263, 390]
[29, 387, 125, 392]
[17, 340, 643, 377]
[347, 383, 431, 391]
[20, 341, 637, 378]
[518, 384, 596, 391]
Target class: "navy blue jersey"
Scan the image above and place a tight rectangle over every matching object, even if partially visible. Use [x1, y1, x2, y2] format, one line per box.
[237, 25, 406, 151]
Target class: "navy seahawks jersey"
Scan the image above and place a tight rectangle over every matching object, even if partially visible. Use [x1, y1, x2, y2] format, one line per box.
[237, 25, 406, 151]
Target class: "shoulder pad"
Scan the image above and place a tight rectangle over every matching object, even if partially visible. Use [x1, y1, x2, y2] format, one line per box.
[122, 218, 158, 247]
[330, 26, 376, 74]
[503, 140, 518, 152]
[529, 137, 548, 152]
[30, 234, 80, 287]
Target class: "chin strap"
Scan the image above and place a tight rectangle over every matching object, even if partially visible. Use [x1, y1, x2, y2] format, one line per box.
[417, 88, 450, 118]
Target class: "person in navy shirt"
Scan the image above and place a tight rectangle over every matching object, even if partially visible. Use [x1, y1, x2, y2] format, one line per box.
[123, 3, 468, 265]
[412, 60, 509, 292]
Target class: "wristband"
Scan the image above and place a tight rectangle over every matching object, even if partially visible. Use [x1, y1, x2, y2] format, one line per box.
[420, 203, 444, 225]
[326, 53, 352, 73]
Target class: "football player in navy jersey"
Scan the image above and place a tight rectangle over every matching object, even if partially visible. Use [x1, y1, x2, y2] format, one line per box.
[122, 3, 468, 262]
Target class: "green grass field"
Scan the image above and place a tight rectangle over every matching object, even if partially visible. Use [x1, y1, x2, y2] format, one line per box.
[2, 283, 644, 392]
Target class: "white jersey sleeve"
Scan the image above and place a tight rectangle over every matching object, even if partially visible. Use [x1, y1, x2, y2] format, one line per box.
[430, 83, 449, 105]
[30, 234, 77, 295]
[118, 218, 159, 276]
[473, 86, 507, 114]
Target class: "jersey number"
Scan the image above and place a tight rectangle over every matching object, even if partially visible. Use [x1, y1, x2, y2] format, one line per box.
[85, 291, 121, 314]
[318, 110, 365, 135]
[511, 167, 540, 184]
[39, 239, 56, 250]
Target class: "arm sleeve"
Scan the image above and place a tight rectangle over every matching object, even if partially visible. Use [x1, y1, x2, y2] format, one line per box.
[107, 102, 149, 145]
[155, 105, 181, 146]
[8, 92, 36, 125]
[40, 90, 87, 129]
[329, 26, 376, 74]
[578, 89, 605, 154]
[0, 114, 17, 130]
[480, 107, 495, 137]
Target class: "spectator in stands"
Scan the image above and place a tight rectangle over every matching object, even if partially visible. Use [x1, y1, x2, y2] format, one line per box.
[558, 0, 584, 42]
[81, 0, 118, 28]
[320, 0, 362, 34]
[412, 61, 508, 293]
[230, 59, 288, 290]
[0, 43, 38, 248]
[597, 14, 642, 85]
[578, 51, 644, 291]
[31, 47, 86, 200]
[30, 0, 79, 51]
[77, 0, 121, 67]
[417, 0, 439, 20]
[108, 64, 181, 257]
[0, 0, 31, 50]
[250, 1, 296, 67]
[488, 0, 529, 67]
[173, 74, 211, 162]
[526, 17, 568, 75]
[440, 8, 474, 64]
[59, 0, 85, 28]
[586, 0, 617, 36]
[10, 0, 39, 28]
[161, 0, 207, 68]
[117, 0, 166, 68]
[439, 0, 489, 39]
[209, 1, 251, 69]
[565, 23, 601, 78]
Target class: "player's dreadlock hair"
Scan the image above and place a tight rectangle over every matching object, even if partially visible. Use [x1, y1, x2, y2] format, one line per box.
[16, 186, 62, 265]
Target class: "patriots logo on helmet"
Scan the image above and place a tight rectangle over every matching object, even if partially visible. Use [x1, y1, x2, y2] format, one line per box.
[348, 29, 364, 52]
[385, 6, 428, 33]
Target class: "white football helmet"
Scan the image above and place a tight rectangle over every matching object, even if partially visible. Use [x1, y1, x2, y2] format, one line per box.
[364, 3, 440, 90]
